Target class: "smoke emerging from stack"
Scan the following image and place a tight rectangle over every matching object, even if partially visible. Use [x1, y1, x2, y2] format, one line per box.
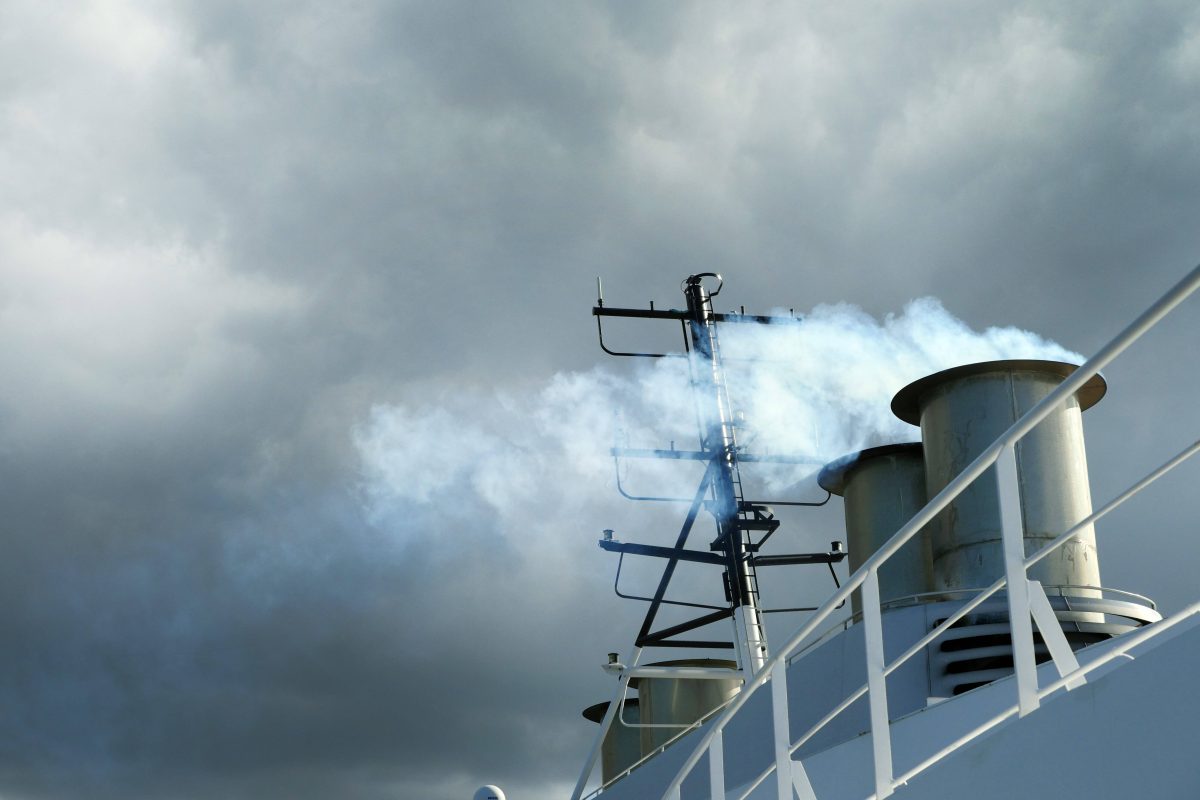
[354, 297, 1081, 546]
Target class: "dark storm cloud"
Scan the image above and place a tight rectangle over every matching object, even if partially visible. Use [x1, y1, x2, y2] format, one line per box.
[1, 1, 1199, 799]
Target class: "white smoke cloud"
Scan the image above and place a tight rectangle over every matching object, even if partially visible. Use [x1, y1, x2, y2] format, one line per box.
[354, 297, 1082, 543]
[718, 296, 1083, 488]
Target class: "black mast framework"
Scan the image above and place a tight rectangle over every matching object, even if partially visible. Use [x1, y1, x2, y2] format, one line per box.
[594, 273, 846, 674]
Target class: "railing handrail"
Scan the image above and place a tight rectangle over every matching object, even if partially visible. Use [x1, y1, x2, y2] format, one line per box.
[726, 598, 1200, 800]
[656, 263, 1200, 800]
[728, 436, 1198, 800]
[891, 598, 1200, 792]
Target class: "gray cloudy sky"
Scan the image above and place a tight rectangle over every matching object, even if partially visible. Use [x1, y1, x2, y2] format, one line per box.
[2, 2, 1200, 799]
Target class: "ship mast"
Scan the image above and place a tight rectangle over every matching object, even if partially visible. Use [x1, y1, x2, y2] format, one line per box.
[593, 273, 844, 676]
[681, 274, 768, 671]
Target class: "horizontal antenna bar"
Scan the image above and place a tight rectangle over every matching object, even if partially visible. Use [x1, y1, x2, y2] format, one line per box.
[594, 306, 688, 320]
[713, 312, 799, 324]
[752, 551, 847, 567]
[600, 539, 726, 566]
[593, 306, 801, 324]
[612, 447, 823, 464]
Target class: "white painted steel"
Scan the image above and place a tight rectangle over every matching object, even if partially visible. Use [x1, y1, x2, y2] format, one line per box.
[729, 437, 1200, 800]
[709, 729, 726, 800]
[737, 605, 768, 675]
[655, 265, 1200, 800]
[731, 608, 748, 674]
[624, 666, 747, 681]
[1027, 579, 1084, 688]
[771, 661, 793, 800]
[861, 570, 894, 799]
[884, 585, 1157, 613]
[792, 760, 817, 800]
[996, 444, 1039, 717]
[891, 601, 1200, 789]
[721, 462, 1194, 800]
[624, 671, 744, 681]
[571, 647, 641, 800]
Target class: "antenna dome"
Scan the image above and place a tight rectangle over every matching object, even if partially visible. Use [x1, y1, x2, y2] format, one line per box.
[473, 786, 506, 800]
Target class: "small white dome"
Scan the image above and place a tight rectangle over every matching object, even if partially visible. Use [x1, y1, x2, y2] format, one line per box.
[473, 785, 506, 800]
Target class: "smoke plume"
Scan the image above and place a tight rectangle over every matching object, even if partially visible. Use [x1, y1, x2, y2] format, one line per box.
[355, 297, 1082, 541]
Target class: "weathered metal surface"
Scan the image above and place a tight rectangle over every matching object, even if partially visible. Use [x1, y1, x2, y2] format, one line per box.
[582, 699, 643, 784]
[633, 659, 741, 755]
[819, 443, 934, 611]
[891, 360, 1105, 595]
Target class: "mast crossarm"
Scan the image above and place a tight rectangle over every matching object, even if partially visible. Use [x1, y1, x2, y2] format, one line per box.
[599, 538, 726, 566]
[638, 608, 735, 648]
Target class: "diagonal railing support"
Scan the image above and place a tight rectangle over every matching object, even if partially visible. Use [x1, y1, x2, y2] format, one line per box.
[1027, 579, 1084, 689]
[996, 443, 1040, 717]
[792, 760, 817, 800]
[721, 441, 1200, 800]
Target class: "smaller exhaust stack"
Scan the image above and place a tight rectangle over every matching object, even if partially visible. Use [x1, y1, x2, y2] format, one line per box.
[633, 659, 740, 754]
[818, 444, 934, 612]
[581, 700, 641, 784]
[891, 360, 1106, 595]
[582, 658, 739, 783]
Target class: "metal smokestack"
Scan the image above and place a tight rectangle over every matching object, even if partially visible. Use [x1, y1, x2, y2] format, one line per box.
[632, 659, 740, 755]
[819, 443, 935, 613]
[891, 359, 1107, 595]
[581, 700, 642, 783]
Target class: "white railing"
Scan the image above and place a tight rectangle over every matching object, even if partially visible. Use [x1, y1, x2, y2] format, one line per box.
[641, 263, 1200, 800]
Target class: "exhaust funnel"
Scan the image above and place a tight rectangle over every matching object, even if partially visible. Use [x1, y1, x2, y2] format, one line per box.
[819, 443, 934, 612]
[891, 359, 1106, 595]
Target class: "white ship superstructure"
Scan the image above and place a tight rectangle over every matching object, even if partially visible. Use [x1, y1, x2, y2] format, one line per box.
[567, 266, 1200, 800]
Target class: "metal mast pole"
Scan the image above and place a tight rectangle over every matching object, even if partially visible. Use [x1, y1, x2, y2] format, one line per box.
[683, 274, 769, 674]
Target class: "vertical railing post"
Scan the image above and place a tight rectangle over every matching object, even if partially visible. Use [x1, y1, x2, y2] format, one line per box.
[770, 660, 793, 800]
[996, 443, 1039, 716]
[709, 729, 726, 800]
[861, 568, 894, 799]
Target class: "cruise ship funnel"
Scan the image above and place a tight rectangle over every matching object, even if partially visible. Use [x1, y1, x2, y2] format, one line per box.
[818, 443, 935, 612]
[891, 359, 1106, 595]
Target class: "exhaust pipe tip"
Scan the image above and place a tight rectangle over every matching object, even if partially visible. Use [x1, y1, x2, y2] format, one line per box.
[890, 359, 1107, 426]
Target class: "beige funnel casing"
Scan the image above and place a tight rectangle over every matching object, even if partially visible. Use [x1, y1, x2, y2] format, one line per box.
[818, 444, 935, 613]
[891, 360, 1106, 595]
[582, 659, 741, 782]
[633, 659, 740, 754]
[581, 700, 641, 784]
